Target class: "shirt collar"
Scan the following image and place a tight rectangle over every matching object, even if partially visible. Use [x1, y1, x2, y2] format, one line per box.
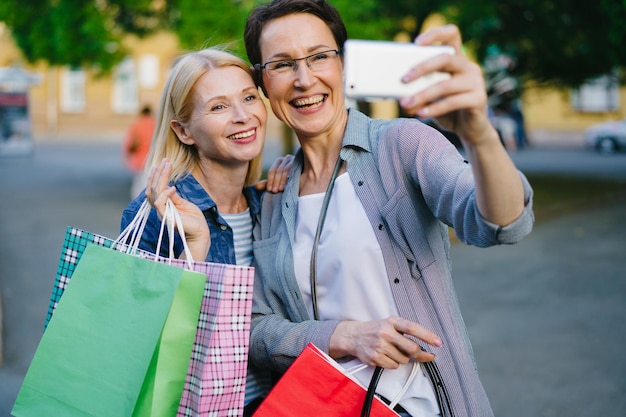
[175, 173, 262, 218]
[342, 108, 372, 153]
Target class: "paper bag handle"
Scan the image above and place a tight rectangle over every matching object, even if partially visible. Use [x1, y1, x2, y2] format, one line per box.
[155, 198, 194, 268]
[345, 361, 419, 413]
[113, 198, 195, 269]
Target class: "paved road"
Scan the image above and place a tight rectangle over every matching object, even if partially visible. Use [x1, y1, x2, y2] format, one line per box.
[1, 141, 625, 416]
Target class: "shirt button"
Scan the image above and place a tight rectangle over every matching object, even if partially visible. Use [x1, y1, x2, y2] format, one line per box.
[220, 225, 227, 231]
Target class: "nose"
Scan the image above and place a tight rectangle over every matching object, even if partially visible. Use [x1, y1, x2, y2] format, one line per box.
[293, 60, 315, 88]
[232, 103, 251, 123]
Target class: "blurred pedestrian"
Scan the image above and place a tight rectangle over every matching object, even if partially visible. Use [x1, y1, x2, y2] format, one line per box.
[123, 105, 156, 199]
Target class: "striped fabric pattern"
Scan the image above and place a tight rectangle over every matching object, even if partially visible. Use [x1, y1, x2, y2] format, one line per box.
[221, 209, 253, 267]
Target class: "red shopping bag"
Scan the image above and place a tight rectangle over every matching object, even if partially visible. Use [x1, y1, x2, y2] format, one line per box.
[253, 343, 398, 417]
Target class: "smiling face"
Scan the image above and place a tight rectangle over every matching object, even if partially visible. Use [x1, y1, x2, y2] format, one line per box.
[172, 66, 267, 168]
[259, 13, 347, 141]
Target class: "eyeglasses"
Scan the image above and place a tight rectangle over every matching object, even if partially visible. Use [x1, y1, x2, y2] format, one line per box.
[254, 50, 341, 78]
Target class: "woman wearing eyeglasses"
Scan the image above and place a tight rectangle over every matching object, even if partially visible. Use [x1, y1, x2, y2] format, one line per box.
[243, 1, 534, 416]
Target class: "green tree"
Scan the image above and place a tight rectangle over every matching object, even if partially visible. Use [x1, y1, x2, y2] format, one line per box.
[335, 0, 626, 89]
[442, 0, 626, 88]
[334, 0, 450, 41]
[170, 0, 250, 54]
[0, 0, 167, 73]
[1, 0, 625, 88]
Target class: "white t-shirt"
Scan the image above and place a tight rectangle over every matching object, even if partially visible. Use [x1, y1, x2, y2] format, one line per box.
[293, 173, 440, 417]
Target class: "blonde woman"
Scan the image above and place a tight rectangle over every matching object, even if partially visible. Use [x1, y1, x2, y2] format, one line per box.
[120, 46, 289, 414]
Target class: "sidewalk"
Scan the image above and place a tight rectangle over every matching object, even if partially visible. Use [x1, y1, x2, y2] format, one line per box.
[450, 198, 626, 416]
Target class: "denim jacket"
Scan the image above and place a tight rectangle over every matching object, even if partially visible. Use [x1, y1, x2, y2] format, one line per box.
[120, 173, 262, 263]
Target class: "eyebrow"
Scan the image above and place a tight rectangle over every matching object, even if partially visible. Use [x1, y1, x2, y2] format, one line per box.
[202, 86, 258, 106]
[267, 45, 333, 61]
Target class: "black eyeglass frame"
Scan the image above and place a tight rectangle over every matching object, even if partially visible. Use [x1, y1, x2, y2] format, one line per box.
[253, 49, 342, 75]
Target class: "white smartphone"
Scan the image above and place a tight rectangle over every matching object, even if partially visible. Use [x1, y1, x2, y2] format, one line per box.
[343, 39, 455, 100]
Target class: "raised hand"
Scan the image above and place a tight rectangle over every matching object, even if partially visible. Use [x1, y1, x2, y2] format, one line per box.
[255, 154, 294, 193]
[146, 158, 211, 260]
[399, 24, 497, 146]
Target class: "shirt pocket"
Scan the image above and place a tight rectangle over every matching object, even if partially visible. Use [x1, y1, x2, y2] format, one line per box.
[380, 187, 436, 280]
[252, 233, 282, 276]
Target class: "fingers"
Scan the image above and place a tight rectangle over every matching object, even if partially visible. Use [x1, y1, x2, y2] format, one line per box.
[265, 154, 294, 193]
[393, 317, 442, 349]
[399, 54, 485, 114]
[146, 159, 177, 219]
[415, 24, 463, 52]
[397, 24, 485, 116]
[375, 318, 441, 366]
[396, 25, 493, 139]
[331, 318, 442, 370]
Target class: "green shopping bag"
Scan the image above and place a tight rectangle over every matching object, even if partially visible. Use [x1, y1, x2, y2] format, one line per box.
[12, 243, 205, 417]
[133, 255, 205, 417]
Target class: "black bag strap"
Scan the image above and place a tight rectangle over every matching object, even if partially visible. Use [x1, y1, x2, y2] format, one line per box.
[360, 365, 384, 417]
[306, 153, 385, 416]
[309, 153, 343, 321]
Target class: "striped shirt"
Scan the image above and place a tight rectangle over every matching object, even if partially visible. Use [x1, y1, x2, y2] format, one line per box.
[222, 209, 253, 267]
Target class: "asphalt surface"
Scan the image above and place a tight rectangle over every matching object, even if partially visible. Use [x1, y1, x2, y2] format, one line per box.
[1, 140, 625, 416]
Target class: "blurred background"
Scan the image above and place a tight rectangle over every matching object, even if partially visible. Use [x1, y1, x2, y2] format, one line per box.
[1, 1, 626, 417]
[0, 0, 625, 157]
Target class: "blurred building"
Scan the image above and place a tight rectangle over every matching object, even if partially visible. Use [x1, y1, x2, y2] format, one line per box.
[0, 21, 624, 148]
[0, 24, 180, 142]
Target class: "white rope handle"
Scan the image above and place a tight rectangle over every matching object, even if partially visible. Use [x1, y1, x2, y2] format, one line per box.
[344, 363, 369, 376]
[344, 361, 420, 410]
[388, 361, 419, 409]
[113, 199, 152, 253]
[155, 198, 194, 269]
[113, 198, 195, 269]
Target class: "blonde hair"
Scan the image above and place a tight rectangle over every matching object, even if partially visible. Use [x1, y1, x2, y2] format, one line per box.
[144, 47, 263, 187]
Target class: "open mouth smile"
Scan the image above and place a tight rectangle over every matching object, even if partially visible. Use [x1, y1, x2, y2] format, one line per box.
[228, 128, 256, 140]
[291, 94, 327, 110]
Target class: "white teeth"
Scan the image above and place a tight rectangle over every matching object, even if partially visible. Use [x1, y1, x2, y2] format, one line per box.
[293, 95, 324, 107]
[229, 129, 255, 140]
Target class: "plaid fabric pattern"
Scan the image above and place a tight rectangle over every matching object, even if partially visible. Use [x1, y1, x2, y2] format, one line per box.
[46, 228, 120, 327]
[46, 226, 254, 416]
[178, 263, 253, 417]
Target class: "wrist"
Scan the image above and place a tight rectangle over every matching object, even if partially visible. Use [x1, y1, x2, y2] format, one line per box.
[460, 124, 502, 152]
[329, 321, 356, 359]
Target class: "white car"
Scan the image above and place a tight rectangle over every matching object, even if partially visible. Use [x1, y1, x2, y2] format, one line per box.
[584, 119, 626, 153]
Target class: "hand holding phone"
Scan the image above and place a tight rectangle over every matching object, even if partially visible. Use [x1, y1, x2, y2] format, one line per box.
[343, 40, 455, 100]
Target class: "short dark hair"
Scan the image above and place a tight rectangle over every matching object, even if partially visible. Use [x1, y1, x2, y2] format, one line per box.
[244, 0, 348, 90]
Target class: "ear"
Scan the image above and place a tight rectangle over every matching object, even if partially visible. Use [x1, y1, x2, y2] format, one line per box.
[170, 120, 195, 146]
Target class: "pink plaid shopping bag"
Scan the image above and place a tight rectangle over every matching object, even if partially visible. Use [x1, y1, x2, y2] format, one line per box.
[176, 260, 254, 417]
